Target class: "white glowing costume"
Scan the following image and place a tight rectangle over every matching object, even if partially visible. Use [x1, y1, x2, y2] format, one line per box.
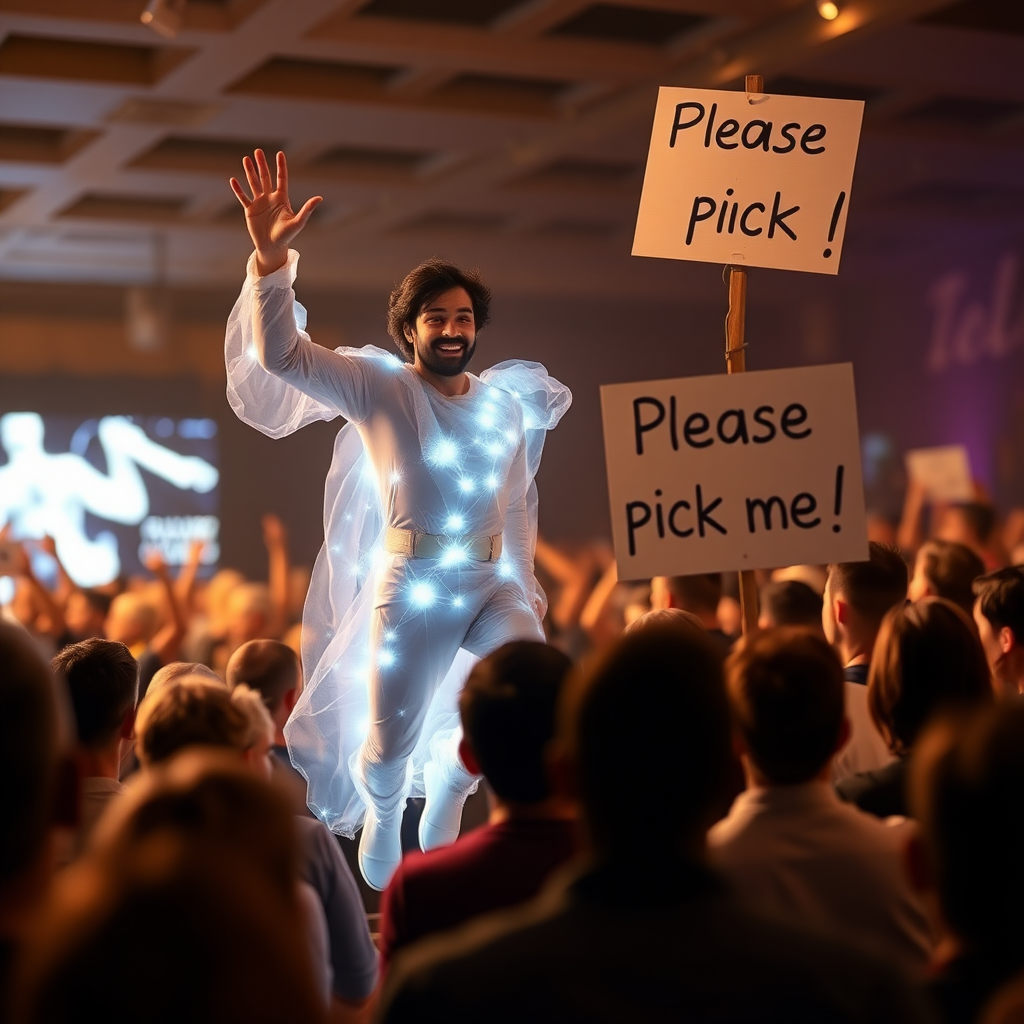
[225, 252, 570, 836]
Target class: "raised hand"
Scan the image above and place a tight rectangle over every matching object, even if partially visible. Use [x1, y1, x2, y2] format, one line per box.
[229, 149, 322, 276]
[261, 512, 287, 549]
[142, 546, 168, 577]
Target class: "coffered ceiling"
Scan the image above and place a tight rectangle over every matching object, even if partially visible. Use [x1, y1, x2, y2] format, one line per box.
[0, 0, 1022, 296]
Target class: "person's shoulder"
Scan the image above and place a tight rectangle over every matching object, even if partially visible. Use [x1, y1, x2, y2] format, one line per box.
[379, 880, 565, 1019]
[380, 874, 930, 1024]
[293, 815, 345, 868]
[706, 802, 751, 853]
[393, 823, 499, 888]
[836, 760, 909, 819]
[681, 892, 929, 1022]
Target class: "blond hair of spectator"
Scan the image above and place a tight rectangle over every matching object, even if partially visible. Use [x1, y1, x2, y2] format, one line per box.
[135, 677, 274, 777]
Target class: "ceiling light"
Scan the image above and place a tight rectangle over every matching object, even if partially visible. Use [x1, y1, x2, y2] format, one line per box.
[816, 1, 840, 20]
[140, 0, 186, 39]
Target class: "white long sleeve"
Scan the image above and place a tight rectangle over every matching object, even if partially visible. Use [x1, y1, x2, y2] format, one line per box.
[225, 250, 388, 435]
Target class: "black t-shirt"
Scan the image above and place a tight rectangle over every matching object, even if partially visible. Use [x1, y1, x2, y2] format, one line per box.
[845, 663, 870, 686]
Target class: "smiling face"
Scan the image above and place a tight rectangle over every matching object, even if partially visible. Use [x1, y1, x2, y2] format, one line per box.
[406, 286, 477, 379]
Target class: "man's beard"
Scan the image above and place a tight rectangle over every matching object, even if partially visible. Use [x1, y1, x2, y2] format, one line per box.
[415, 335, 476, 377]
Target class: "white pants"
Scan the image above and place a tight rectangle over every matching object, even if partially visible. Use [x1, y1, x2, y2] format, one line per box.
[354, 555, 543, 819]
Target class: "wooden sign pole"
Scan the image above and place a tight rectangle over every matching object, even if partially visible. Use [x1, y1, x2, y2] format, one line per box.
[726, 73, 763, 637]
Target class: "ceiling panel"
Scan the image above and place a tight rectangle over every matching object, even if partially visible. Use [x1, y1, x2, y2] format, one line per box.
[0, 0, 1017, 295]
[357, 0, 525, 28]
[0, 34, 193, 85]
[546, 3, 710, 45]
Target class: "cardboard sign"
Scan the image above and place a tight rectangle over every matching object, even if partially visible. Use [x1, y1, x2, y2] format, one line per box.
[905, 445, 973, 502]
[633, 86, 864, 275]
[601, 363, 868, 580]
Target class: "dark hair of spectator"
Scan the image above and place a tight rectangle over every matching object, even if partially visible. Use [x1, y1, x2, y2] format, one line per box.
[52, 638, 139, 748]
[386, 258, 491, 363]
[916, 539, 985, 616]
[562, 624, 731, 857]
[868, 598, 993, 755]
[459, 641, 572, 803]
[913, 703, 1024, 954]
[973, 565, 1024, 640]
[727, 628, 845, 784]
[827, 542, 908, 630]
[227, 639, 301, 715]
[661, 573, 723, 614]
[760, 580, 824, 629]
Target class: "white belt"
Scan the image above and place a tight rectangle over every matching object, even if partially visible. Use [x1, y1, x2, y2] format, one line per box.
[385, 526, 503, 562]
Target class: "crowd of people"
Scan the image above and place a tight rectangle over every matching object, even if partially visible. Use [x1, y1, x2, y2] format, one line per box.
[2, 491, 1024, 1023]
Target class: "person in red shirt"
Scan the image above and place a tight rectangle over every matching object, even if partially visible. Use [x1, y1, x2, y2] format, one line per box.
[379, 641, 577, 975]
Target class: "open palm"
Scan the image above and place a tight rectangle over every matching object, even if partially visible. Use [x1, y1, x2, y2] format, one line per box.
[230, 149, 322, 275]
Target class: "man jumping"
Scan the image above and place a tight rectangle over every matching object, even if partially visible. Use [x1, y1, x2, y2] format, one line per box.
[225, 150, 570, 890]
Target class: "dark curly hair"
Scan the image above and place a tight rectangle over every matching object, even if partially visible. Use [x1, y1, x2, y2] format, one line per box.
[386, 258, 491, 362]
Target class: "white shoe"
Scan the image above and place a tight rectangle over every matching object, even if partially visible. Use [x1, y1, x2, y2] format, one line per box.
[418, 760, 468, 852]
[358, 805, 402, 891]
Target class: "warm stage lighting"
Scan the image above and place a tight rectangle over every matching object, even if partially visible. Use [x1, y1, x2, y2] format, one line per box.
[816, 0, 840, 20]
[140, 0, 186, 38]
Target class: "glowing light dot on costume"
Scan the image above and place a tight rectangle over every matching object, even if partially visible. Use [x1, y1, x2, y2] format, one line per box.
[478, 412, 495, 429]
[378, 649, 396, 668]
[452, 595, 464, 608]
[383, 630, 397, 643]
[389, 471, 402, 485]
[486, 441, 504, 456]
[409, 581, 437, 608]
[459, 477, 475, 493]
[445, 513, 465, 531]
[428, 437, 459, 467]
[440, 544, 469, 568]
[486, 474, 499, 490]
[496, 559, 515, 580]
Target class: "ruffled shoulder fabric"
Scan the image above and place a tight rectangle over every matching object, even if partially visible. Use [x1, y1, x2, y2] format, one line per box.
[481, 359, 572, 479]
